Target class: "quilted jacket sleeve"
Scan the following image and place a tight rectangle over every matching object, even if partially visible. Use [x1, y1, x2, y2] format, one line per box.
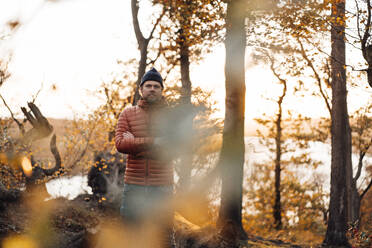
[115, 108, 154, 155]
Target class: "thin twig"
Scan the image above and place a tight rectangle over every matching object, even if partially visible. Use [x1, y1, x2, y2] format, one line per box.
[147, 8, 166, 41]
[355, 0, 362, 41]
[69, 121, 98, 169]
[361, 0, 372, 59]
[297, 37, 332, 115]
[31, 83, 43, 104]
[147, 49, 162, 66]
[0, 94, 25, 135]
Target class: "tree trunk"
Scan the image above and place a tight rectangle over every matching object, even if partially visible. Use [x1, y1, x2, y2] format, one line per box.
[133, 45, 148, 105]
[268, 55, 287, 230]
[360, 0, 372, 88]
[323, 0, 351, 246]
[348, 145, 371, 225]
[131, 0, 149, 105]
[217, 0, 247, 240]
[349, 181, 361, 225]
[367, 67, 372, 88]
[346, 108, 353, 228]
[178, 36, 193, 190]
[273, 99, 283, 230]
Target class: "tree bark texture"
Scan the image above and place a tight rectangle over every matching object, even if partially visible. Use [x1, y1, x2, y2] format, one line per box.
[217, 0, 247, 240]
[361, 0, 372, 88]
[323, 0, 351, 246]
[349, 149, 372, 225]
[349, 181, 361, 225]
[178, 36, 193, 190]
[131, 0, 150, 105]
[269, 55, 287, 231]
[273, 83, 286, 230]
[273, 109, 282, 230]
[180, 36, 192, 106]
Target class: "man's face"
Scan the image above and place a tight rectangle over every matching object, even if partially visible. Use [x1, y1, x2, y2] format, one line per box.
[140, 81, 163, 104]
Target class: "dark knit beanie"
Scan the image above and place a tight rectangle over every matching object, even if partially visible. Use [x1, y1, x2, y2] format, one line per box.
[140, 68, 164, 88]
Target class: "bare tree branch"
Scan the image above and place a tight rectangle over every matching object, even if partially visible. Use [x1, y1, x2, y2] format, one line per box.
[303, 36, 363, 72]
[148, 8, 165, 41]
[163, 63, 177, 82]
[31, 83, 43, 104]
[0, 94, 25, 135]
[267, 53, 287, 105]
[131, 0, 146, 49]
[42, 134, 62, 176]
[360, 177, 372, 200]
[0, 60, 11, 88]
[354, 151, 366, 184]
[20, 102, 53, 143]
[355, 0, 362, 41]
[297, 38, 332, 116]
[147, 48, 162, 66]
[68, 121, 97, 169]
[361, 0, 371, 58]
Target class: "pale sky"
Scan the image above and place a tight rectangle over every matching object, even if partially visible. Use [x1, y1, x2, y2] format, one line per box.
[0, 0, 371, 121]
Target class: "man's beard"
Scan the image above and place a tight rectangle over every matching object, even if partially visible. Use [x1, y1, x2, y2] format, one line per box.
[144, 94, 161, 104]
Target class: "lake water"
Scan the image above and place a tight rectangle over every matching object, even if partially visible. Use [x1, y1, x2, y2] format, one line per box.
[46, 174, 91, 200]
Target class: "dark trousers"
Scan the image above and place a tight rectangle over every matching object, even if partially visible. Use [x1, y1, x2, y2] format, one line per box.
[120, 183, 175, 248]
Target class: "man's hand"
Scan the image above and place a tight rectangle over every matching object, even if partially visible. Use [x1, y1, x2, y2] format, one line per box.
[123, 131, 134, 139]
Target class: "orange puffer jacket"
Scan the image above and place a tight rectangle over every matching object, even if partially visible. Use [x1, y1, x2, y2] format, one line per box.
[115, 99, 173, 186]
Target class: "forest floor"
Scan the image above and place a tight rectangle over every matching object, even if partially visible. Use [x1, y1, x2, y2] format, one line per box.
[0, 190, 327, 248]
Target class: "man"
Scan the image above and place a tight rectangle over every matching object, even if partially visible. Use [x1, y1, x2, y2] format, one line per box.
[115, 68, 175, 248]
